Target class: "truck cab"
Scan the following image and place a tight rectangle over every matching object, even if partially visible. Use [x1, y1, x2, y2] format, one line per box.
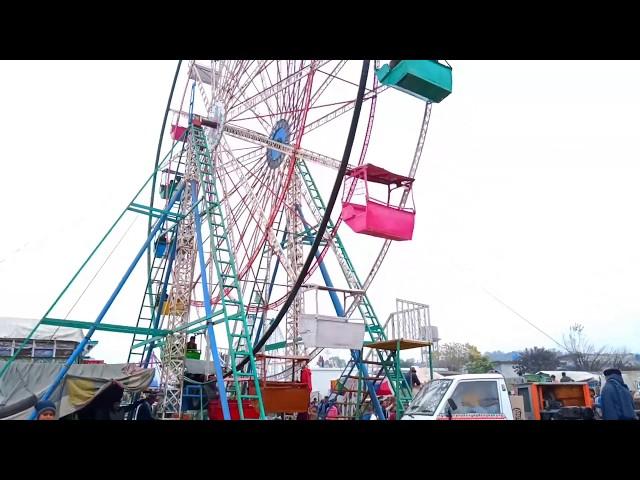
[401, 374, 513, 420]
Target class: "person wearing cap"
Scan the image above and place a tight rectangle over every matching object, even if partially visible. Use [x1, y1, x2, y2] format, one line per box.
[35, 400, 56, 420]
[600, 368, 637, 420]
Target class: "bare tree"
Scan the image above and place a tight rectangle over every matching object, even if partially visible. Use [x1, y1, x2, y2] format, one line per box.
[562, 324, 608, 371]
[609, 348, 635, 370]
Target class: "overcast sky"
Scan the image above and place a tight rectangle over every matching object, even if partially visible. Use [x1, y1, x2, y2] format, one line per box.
[1, 60, 639, 363]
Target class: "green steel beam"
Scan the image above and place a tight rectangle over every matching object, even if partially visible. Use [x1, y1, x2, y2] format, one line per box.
[130, 309, 227, 350]
[265, 341, 287, 352]
[42, 318, 170, 337]
[127, 207, 181, 222]
[129, 203, 185, 221]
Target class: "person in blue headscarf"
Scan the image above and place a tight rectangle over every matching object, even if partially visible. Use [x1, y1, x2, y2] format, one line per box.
[600, 368, 637, 420]
[34, 400, 56, 420]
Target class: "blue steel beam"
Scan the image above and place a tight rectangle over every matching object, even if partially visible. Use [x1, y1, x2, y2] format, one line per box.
[191, 181, 231, 420]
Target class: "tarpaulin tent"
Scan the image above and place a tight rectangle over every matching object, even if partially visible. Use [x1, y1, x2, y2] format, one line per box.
[0, 361, 154, 420]
[0, 317, 85, 342]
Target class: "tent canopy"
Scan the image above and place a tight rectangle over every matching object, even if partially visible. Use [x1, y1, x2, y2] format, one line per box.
[0, 317, 84, 342]
[0, 361, 154, 420]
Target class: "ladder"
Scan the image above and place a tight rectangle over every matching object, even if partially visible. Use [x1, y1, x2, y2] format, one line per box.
[127, 240, 174, 364]
[246, 210, 286, 345]
[128, 154, 188, 365]
[190, 125, 265, 419]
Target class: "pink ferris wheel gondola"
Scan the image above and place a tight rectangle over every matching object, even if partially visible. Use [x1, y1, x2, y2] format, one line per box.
[342, 164, 416, 241]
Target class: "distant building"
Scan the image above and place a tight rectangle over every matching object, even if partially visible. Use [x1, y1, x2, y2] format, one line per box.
[0, 317, 96, 363]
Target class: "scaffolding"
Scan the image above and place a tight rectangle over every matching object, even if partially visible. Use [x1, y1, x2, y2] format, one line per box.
[386, 299, 439, 367]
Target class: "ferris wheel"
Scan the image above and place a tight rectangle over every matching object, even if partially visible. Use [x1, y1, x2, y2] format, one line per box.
[124, 59, 452, 419]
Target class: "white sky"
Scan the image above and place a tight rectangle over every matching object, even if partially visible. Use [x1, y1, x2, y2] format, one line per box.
[1, 60, 639, 363]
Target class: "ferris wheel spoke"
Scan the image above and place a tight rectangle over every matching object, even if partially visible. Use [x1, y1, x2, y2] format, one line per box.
[231, 148, 299, 222]
[305, 85, 387, 133]
[227, 60, 329, 121]
[229, 61, 274, 109]
[230, 146, 265, 165]
[309, 60, 347, 107]
[225, 61, 254, 107]
[219, 138, 297, 280]
[220, 60, 239, 103]
[220, 152, 282, 278]
[259, 66, 280, 122]
[233, 88, 272, 133]
[254, 69, 278, 122]
[286, 61, 301, 122]
[223, 124, 343, 170]
[286, 63, 312, 142]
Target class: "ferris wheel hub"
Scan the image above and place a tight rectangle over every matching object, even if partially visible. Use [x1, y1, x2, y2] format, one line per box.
[266, 119, 291, 169]
[205, 100, 226, 148]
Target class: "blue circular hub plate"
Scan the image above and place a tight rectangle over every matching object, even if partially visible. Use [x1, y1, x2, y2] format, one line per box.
[266, 119, 290, 169]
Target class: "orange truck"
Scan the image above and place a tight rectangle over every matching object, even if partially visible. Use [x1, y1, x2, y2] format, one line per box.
[514, 382, 593, 420]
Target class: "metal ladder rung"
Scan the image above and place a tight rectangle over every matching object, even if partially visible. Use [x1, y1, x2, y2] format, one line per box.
[232, 351, 251, 356]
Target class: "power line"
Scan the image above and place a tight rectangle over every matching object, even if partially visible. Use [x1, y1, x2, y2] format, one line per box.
[479, 287, 567, 352]
[445, 254, 566, 351]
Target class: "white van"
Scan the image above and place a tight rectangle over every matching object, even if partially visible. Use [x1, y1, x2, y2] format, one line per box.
[401, 373, 513, 420]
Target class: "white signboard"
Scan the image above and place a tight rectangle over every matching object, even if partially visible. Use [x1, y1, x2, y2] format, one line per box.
[299, 314, 365, 350]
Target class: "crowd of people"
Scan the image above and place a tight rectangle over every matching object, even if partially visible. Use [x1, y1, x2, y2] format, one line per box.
[303, 394, 398, 421]
[31, 365, 637, 421]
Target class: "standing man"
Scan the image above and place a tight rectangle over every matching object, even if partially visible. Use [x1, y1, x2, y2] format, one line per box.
[600, 368, 637, 420]
[133, 392, 157, 420]
[560, 372, 574, 382]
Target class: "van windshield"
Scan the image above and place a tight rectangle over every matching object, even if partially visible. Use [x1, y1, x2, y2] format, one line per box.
[405, 379, 452, 415]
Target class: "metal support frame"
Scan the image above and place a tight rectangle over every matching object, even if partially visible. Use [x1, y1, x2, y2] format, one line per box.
[158, 96, 200, 417]
[29, 182, 185, 419]
[285, 167, 305, 357]
[295, 208, 384, 420]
